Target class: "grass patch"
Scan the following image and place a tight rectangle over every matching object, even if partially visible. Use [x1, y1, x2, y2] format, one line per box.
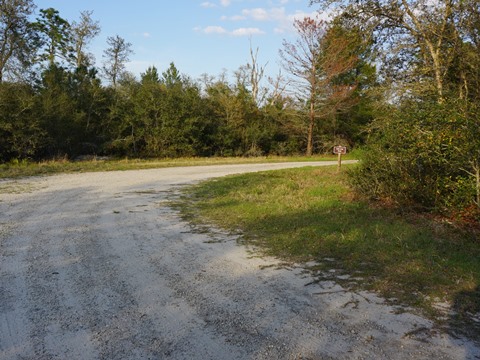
[180, 165, 480, 338]
[0, 155, 341, 179]
[0, 181, 39, 194]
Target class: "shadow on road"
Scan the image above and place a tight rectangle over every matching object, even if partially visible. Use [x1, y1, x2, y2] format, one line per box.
[450, 285, 480, 347]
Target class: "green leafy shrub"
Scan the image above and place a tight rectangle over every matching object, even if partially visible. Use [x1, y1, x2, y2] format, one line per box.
[349, 99, 480, 222]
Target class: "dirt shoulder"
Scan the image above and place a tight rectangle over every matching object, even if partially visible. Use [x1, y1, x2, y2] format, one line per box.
[0, 163, 478, 359]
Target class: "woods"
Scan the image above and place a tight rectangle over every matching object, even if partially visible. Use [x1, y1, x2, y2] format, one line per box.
[307, 0, 480, 220]
[1, 0, 479, 222]
[0, 0, 372, 162]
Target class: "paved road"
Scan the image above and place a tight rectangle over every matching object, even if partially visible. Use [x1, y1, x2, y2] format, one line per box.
[0, 162, 478, 359]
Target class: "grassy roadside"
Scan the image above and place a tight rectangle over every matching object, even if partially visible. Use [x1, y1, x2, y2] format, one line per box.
[0, 155, 343, 179]
[179, 165, 480, 338]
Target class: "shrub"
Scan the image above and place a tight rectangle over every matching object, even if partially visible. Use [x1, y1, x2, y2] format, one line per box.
[349, 99, 480, 222]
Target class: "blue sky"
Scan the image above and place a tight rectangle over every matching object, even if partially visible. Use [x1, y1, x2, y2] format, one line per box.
[33, 0, 322, 82]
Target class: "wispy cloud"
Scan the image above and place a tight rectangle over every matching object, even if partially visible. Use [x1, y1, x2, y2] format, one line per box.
[225, 7, 329, 34]
[195, 26, 265, 37]
[231, 27, 265, 36]
[241, 7, 320, 23]
[242, 8, 271, 21]
[200, 0, 232, 9]
[199, 2, 328, 36]
[221, 14, 247, 21]
[201, 2, 217, 8]
[202, 25, 228, 34]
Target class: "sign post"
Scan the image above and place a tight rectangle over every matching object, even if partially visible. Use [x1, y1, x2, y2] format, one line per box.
[333, 146, 347, 170]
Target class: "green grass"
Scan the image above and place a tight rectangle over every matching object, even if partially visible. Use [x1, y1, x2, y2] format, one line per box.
[0, 155, 342, 179]
[180, 165, 480, 337]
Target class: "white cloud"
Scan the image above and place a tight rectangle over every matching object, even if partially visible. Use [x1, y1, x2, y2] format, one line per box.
[239, 7, 284, 22]
[200, 0, 233, 9]
[221, 14, 247, 21]
[201, 25, 228, 34]
[231, 27, 265, 36]
[241, 7, 322, 23]
[220, 6, 330, 34]
[143, 32, 151, 38]
[242, 8, 270, 21]
[204, 26, 228, 34]
[194, 25, 265, 37]
[197, 3, 329, 36]
[201, 2, 216, 8]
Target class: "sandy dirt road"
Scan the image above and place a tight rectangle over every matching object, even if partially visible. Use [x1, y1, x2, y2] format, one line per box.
[0, 162, 478, 360]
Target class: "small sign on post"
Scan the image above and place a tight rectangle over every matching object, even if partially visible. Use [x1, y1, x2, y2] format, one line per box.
[333, 145, 347, 170]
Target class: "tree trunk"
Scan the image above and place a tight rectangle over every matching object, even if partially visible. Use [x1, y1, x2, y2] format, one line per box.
[475, 161, 480, 209]
[401, 0, 448, 103]
[430, 47, 445, 102]
[306, 99, 315, 156]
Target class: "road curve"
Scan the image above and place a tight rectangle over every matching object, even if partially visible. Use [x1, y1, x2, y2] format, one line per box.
[0, 162, 478, 359]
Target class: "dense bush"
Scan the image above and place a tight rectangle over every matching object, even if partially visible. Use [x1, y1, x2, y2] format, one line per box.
[349, 99, 480, 221]
[0, 83, 45, 162]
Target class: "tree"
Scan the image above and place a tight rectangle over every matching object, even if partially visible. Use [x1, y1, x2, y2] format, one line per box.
[280, 16, 359, 156]
[266, 70, 289, 107]
[141, 65, 160, 84]
[37, 65, 79, 156]
[102, 35, 133, 87]
[310, 0, 468, 103]
[71, 10, 100, 68]
[33, 7, 73, 67]
[136, 66, 163, 155]
[161, 62, 181, 88]
[105, 74, 139, 155]
[0, 82, 45, 160]
[69, 65, 109, 153]
[331, 1, 480, 220]
[317, 19, 376, 149]
[0, 0, 36, 82]
[280, 17, 324, 156]
[246, 40, 268, 106]
[451, 0, 480, 102]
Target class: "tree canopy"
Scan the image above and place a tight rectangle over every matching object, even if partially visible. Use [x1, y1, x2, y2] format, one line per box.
[308, 0, 480, 219]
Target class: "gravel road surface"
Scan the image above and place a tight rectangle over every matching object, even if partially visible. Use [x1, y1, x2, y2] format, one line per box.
[0, 162, 478, 359]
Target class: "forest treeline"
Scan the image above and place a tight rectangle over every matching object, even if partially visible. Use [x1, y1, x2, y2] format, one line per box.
[1, 0, 479, 221]
[0, 2, 374, 162]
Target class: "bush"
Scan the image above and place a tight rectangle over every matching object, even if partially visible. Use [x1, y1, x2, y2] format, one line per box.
[0, 83, 46, 162]
[349, 99, 480, 222]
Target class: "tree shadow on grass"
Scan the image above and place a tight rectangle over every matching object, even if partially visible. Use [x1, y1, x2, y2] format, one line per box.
[236, 201, 480, 342]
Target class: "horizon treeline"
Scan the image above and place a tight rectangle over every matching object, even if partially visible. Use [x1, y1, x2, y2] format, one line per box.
[0, 1, 374, 162]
